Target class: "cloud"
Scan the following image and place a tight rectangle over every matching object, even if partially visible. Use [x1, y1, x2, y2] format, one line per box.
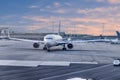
[70, 18, 108, 24]
[40, 9, 45, 11]
[96, 0, 105, 2]
[63, 24, 102, 35]
[7, 4, 120, 35]
[52, 9, 67, 14]
[0, 15, 17, 20]
[23, 16, 50, 23]
[96, 0, 120, 4]
[27, 25, 45, 31]
[76, 6, 119, 15]
[21, 15, 120, 35]
[1, 11, 119, 36]
[76, 6, 120, 25]
[53, 2, 60, 7]
[72, 24, 118, 35]
[64, 2, 71, 6]
[29, 5, 39, 8]
[107, 0, 120, 4]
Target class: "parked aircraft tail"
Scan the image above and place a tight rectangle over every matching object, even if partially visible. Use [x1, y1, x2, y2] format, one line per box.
[116, 31, 120, 40]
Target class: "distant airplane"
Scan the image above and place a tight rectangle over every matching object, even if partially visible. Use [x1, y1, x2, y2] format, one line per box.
[70, 34, 111, 43]
[110, 31, 120, 44]
[116, 31, 120, 40]
[77, 31, 120, 44]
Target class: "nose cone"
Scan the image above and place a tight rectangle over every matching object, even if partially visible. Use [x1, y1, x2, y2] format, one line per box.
[45, 40, 57, 48]
[45, 41, 51, 47]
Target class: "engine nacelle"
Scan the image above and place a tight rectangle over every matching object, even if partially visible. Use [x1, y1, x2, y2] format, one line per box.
[33, 43, 39, 48]
[67, 43, 73, 49]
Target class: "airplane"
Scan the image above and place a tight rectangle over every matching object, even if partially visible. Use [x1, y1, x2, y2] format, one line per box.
[7, 33, 74, 52]
[110, 31, 120, 44]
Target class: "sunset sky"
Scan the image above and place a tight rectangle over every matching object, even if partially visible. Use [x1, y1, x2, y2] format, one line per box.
[0, 0, 120, 35]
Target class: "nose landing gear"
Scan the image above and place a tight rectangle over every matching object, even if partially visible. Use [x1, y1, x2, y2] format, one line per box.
[43, 45, 50, 52]
[43, 45, 47, 50]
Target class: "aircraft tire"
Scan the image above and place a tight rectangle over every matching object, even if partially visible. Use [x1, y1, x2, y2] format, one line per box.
[62, 48, 67, 50]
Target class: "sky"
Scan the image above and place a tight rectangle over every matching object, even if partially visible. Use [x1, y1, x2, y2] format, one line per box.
[0, 0, 120, 35]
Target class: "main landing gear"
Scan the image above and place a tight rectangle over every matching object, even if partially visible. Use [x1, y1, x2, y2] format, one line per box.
[47, 49, 50, 52]
[62, 44, 66, 50]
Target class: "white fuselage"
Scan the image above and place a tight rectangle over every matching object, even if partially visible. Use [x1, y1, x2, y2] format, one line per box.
[43, 34, 62, 48]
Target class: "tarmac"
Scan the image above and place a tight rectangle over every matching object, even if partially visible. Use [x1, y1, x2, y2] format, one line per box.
[0, 40, 120, 80]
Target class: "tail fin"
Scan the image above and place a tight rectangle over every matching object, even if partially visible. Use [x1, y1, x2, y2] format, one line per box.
[116, 31, 120, 40]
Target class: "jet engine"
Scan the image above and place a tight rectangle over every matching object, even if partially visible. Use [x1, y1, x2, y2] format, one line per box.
[33, 43, 39, 48]
[67, 43, 73, 49]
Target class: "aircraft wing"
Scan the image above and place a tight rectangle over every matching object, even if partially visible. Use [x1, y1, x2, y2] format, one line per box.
[9, 37, 44, 43]
[56, 39, 96, 45]
[70, 39, 111, 43]
[71, 40, 91, 43]
[56, 40, 90, 44]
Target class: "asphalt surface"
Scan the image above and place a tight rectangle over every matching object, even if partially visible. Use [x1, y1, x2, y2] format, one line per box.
[0, 64, 104, 80]
[0, 40, 120, 80]
[42, 64, 120, 80]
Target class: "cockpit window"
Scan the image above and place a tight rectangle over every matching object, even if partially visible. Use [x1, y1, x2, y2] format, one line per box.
[46, 37, 53, 40]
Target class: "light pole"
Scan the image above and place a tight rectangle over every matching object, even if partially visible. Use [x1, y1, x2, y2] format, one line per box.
[102, 23, 105, 36]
